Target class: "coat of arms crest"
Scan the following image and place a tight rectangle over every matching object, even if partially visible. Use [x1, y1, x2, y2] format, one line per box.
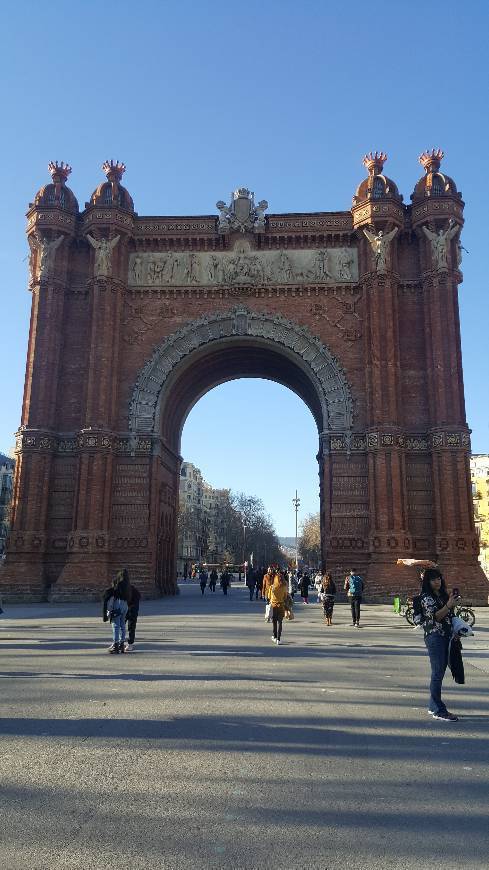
[216, 187, 268, 234]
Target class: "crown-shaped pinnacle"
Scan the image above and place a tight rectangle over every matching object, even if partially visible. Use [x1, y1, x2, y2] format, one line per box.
[48, 161, 72, 183]
[419, 148, 444, 173]
[363, 151, 387, 175]
[103, 159, 126, 181]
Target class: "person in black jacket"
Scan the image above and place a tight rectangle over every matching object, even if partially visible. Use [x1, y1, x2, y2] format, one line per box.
[124, 583, 141, 652]
[220, 569, 231, 595]
[419, 568, 460, 721]
[102, 569, 130, 654]
[300, 572, 311, 603]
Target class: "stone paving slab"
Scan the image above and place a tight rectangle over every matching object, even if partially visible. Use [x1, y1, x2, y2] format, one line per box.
[0, 583, 488, 870]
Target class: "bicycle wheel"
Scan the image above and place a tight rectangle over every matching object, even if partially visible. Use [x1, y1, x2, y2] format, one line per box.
[458, 606, 475, 627]
[404, 605, 415, 626]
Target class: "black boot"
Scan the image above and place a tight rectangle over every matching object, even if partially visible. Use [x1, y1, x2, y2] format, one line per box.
[118, 642, 125, 653]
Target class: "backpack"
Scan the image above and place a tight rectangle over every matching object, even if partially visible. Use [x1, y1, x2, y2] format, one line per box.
[349, 575, 363, 595]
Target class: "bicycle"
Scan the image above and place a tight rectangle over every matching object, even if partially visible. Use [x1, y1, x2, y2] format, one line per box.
[398, 596, 415, 626]
[400, 597, 475, 628]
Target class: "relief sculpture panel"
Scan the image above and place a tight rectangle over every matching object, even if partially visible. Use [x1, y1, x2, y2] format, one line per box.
[128, 247, 358, 288]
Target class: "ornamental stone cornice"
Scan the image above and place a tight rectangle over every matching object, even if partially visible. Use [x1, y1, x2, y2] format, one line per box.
[82, 205, 136, 234]
[411, 197, 464, 230]
[26, 207, 78, 236]
[14, 427, 155, 456]
[351, 199, 404, 230]
[326, 429, 472, 453]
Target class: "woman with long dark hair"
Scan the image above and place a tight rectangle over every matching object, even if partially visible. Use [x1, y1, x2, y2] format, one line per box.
[420, 567, 459, 721]
[102, 568, 131, 654]
[267, 569, 288, 644]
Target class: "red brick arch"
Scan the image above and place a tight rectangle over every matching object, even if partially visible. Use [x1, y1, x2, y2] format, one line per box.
[2, 161, 488, 603]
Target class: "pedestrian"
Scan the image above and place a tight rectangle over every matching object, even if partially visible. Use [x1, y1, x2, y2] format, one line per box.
[320, 572, 336, 626]
[267, 569, 288, 644]
[124, 582, 141, 651]
[246, 567, 256, 601]
[209, 568, 218, 592]
[300, 571, 311, 603]
[344, 569, 364, 626]
[419, 568, 460, 721]
[102, 569, 130, 654]
[314, 570, 323, 601]
[220, 569, 231, 595]
[255, 567, 264, 599]
[199, 568, 208, 596]
[262, 567, 275, 621]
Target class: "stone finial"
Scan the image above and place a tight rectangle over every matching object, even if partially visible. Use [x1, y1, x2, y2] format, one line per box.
[47, 161, 72, 205]
[102, 160, 126, 182]
[48, 161, 72, 184]
[419, 148, 444, 174]
[362, 151, 387, 175]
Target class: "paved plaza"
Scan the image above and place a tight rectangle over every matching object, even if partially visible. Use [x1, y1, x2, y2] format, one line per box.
[1, 583, 488, 870]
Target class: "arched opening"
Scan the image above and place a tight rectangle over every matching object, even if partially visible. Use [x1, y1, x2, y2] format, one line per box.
[372, 176, 385, 199]
[177, 379, 320, 576]
[129, 308, 354, 594]
[431, 173, 445, 196]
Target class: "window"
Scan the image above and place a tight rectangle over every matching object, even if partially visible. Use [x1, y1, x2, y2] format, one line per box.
[46, 188, 66, 207]
[372, 177, 384, 199]
[431, 175, 444, 196]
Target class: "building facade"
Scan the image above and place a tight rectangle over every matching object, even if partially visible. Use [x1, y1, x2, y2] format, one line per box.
[471, 455, 489, 578]
[0, 454, 15, 555]
[177, 461, 231, 573]
[2, 151, 488, 602]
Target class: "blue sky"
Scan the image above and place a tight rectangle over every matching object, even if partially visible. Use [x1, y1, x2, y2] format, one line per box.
[1, 1, 488, 535]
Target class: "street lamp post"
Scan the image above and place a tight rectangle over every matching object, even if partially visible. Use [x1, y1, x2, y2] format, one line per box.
[292, 490, 300, 571]
[242, 521, 247, 582]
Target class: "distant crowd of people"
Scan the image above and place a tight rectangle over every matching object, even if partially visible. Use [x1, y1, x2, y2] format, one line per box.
[192, 564, 366, 642]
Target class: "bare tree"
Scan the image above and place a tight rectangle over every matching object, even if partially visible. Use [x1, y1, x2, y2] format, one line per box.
[299, 512, 321, 568]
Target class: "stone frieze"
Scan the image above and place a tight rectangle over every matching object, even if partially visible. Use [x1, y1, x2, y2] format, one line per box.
[128, 247, 358, 287]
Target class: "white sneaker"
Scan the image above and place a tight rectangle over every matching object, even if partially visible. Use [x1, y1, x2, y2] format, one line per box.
[276, 639, 281, 645]
[125, 643, 134, 652]
[271, 636, 276, 642]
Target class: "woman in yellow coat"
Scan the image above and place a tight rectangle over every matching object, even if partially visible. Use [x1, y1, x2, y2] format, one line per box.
[267, 571, 288, 644]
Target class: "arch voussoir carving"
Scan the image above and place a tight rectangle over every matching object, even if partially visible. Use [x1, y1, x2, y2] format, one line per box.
[129, 307, 354, 436]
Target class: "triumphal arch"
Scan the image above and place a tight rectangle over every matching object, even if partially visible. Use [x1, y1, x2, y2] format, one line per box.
[2, 151, 488, 602]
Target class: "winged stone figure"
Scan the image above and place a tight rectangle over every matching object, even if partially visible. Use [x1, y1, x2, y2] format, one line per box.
[36, 234, 64, 279]
[86, 234, 120, 277]
[363, 226, 398, 273]
[422, 222, 459, 271]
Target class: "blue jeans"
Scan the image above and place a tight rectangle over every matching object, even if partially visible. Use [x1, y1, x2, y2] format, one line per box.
[425, 632, 450, 715]
[111, 602, 128, 644]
